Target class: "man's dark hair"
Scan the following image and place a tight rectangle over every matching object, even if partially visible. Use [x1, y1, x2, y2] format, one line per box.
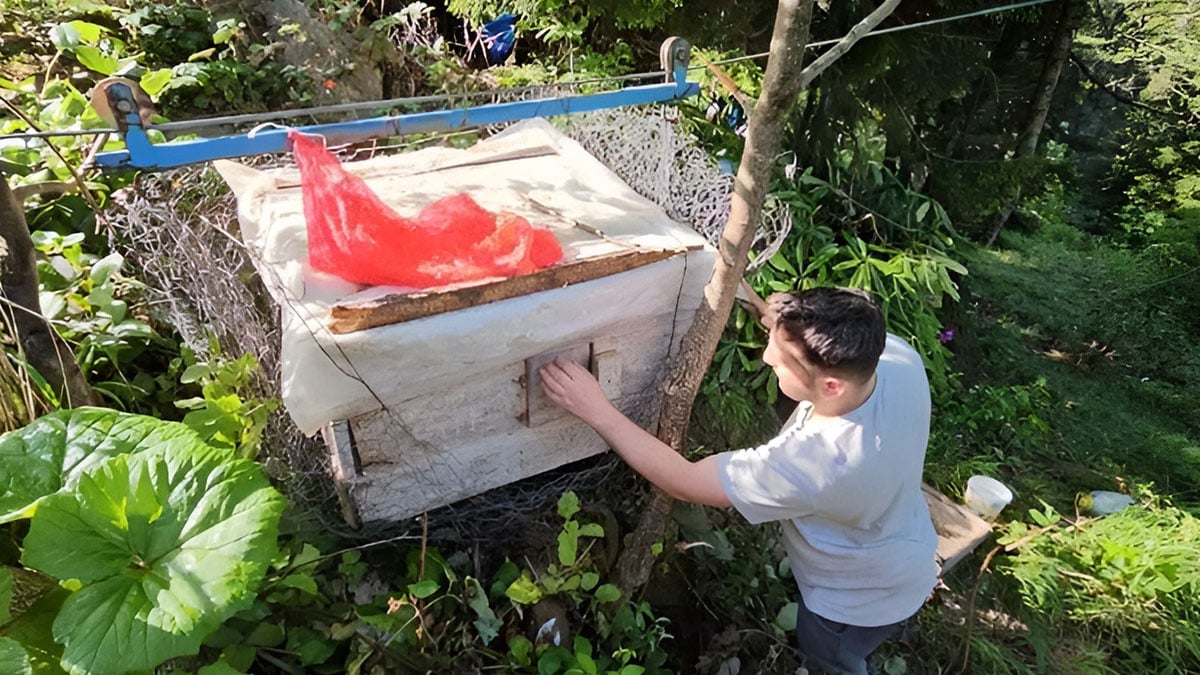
[765, 287, 886, 383]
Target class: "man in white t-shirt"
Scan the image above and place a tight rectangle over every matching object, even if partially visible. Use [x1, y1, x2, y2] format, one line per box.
[540, 287, 938, 674]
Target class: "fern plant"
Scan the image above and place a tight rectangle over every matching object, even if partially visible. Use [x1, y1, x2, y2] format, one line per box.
[999, 495, 1200, 673]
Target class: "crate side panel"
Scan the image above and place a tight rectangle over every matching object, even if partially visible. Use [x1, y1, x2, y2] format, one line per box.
[344, 310, 683, 521]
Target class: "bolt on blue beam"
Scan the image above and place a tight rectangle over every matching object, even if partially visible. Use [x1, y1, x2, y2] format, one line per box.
[95, 55, 697, 171]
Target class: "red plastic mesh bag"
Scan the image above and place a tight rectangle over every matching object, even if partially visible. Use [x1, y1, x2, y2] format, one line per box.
[289, 130, 563, 288]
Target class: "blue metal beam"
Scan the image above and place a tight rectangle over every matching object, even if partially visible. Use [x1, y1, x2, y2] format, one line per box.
[96, 73, 697, 171]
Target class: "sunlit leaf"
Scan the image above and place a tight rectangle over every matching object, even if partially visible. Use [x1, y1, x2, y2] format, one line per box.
[49, 24, 81, 52]
[558, 520, 580, 566]
[65, 21, 107, 44]
[73, 47, 118, 76]
[139, 69, 173, 98]
[506, 573, 543, 605]
[557, 491, 580, 520]
[0, 409, 205, 523]
[0, 638, 32, 675]
[38, 292, 67, 320]
[21, 441, 283, 675]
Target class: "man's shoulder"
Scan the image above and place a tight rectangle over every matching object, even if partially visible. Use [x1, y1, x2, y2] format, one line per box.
[877, 334, 930, 400]
[884, 332, 919, 356]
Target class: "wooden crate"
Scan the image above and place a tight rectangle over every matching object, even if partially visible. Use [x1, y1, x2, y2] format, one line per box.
[320, 244, 712, 525]
[218, 120, 717, 526]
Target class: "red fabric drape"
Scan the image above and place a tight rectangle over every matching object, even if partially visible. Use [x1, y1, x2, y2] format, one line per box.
[290, 130, 563, 288]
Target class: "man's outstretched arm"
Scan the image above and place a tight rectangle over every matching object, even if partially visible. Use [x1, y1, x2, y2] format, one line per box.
[540, 358, 731, 508]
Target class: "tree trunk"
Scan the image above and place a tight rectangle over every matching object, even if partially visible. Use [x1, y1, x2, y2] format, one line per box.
[612, 0, 902, 596]
[610, 0, 815, 594]
[1014, 0, 1075, 159]
[943, 18, 1025, 159]
[0, 176, 98, 409]
[987, 0, 1076, 247]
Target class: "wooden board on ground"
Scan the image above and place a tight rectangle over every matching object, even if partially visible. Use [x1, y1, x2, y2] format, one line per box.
[923, 483, 993, 576]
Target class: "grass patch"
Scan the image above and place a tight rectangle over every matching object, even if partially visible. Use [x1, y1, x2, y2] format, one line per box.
[948, 223, 1200, 511]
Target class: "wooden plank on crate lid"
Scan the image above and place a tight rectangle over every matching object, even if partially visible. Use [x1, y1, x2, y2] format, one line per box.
[328, 246, 687, 333]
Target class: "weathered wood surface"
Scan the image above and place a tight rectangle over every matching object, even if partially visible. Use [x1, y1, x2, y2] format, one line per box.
[328, 247, 680, 333]
[523, 343, 592, 427]
[329, 310, 692, 524]
[923, 483, 993, 576]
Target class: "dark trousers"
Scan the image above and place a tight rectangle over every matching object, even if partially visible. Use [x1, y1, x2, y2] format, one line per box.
[794, 599, 908, 675]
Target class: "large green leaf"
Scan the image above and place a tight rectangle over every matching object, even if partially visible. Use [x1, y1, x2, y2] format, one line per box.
[0, 587, 68, 675]
[20, 442, 283, 675]
[0, 408, 203, 523]
[0, 637, 33, 675]
[0, 567, 11, 625]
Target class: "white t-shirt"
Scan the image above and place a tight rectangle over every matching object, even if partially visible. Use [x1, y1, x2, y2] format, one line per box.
[717, 334, 938, 627]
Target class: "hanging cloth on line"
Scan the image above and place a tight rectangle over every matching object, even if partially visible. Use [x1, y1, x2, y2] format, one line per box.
[288, 130, 563, 288]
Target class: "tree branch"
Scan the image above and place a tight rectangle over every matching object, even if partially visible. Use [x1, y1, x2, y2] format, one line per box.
[794, 0, 902, 91]
[0, 176, 98, 409]
[1068, 52, 1186, 120]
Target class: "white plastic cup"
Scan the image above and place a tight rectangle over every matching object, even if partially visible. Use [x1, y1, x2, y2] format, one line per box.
[964, 475, 1013, 521]
[1089, 490, 1134, 516]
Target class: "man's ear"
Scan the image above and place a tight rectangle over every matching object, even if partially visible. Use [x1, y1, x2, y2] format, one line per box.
[819, 376, 846, 399]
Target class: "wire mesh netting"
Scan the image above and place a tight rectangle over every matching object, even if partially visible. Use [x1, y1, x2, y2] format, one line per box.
[555, 105, 792, 270]
[106, 100, 789, 543]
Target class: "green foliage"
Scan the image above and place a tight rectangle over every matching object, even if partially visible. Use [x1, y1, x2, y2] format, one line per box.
[175, 347, 279, 460]
[0, 407, 203, 522]
[917, 209, 1200, 671]
[675, 509, 794, 636]
[1078, 1, 1200, 262]
[693, 180, 965, 466]
[158, 60, 313, 116]
[0, 74, 123, 193]
[121, 1, 225, 67]
[2, 0, 312, 146]
[447, 0, 680, 41]
[963, 226, 1200, 505]
[196, 541, 453, 674]
[28, 230, 183, 412]
[999, 497, 1200, 672]
[123, 1, 314, 116]
[924, 378, 1053, 496]
[501, 492, 673, 673]
[178, 491, 674, 673]
[5, 3, 1199, 672]
[665, 503, 803, 674]
[0, 637, 32, 675]
[697, 126, 966, 428]
[0, 409, 283, 675]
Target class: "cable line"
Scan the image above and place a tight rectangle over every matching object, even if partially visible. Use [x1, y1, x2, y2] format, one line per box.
[706, 0, 1057, 66]
[0, 0, 1059, 141]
